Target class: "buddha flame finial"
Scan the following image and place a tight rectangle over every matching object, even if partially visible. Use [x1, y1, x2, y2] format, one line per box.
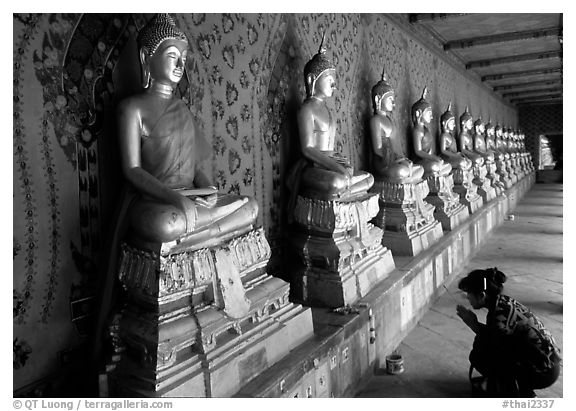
[381, 67, 387, 82]
[318, 31, 326, 54]
[422, 86, 428, 100]
[447, 101, 452, 112]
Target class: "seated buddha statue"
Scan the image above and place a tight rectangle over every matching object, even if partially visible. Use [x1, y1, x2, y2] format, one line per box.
[495, 124, 510, 160]
[458, 107, 485, 167]
[118, 14, 257, 249]
[289, 34, 373, 202]
[438, 102, 472, 171]
[411, 87, 452, 177]
[369, 70, 424, 183]
[472, 117, 495, 164]
[486, 121, 499, 155]
[505, 127, 519, 162]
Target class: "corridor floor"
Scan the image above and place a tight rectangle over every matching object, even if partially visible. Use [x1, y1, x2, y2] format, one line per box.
[355, 183, 563, 398]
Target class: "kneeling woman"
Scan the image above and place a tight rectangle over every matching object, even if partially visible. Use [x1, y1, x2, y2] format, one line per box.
[456, 268, 561, 397]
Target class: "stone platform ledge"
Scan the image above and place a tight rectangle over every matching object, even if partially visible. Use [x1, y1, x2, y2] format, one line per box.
[234, 173, 534, 398]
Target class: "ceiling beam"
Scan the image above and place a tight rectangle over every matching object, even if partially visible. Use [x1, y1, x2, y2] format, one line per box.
[493, 79, 562, 91]
[482, 67, 562, 81]
[510, 94, 563, 104]
[444, 27, 561, 50]
[513, 96, 563, 105]
[466, 51, 561, 69]
[409, 14, 469, 23]
[503, 88, 562, 98]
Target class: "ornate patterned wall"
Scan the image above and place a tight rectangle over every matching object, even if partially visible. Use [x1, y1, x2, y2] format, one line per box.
[13, 13, 518, 394]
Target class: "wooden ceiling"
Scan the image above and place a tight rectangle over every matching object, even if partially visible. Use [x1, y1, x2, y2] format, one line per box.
[409, 13, 563, 107]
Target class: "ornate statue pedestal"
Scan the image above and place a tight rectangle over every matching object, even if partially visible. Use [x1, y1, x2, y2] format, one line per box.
[108, 227, 314, 397]
[451, 168, 483, 214]
[288, 192, 395, 308]
[424, 174, 469, 231]
[515, 157, 526, 180]
[472, 164, 497, 203]
[370, 179, 443, 256]
[495, 158, 513, 189]
[485, 161, 506, 197]
[505, 159, 519, 185]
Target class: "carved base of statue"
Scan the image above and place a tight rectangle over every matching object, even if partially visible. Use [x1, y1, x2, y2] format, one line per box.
[472, 164, 497, 203]
[510, 158, 524, 180]
[485, 162, 506, 197]
[505, 159, 519, 185]
[451, 168, 483, 214]
[424, 174, 469, 231]
[370, 179, 443, 256]
[495, 160, 514, 189]
[107, 227, 314, 397]
[288, 193, 396, 308]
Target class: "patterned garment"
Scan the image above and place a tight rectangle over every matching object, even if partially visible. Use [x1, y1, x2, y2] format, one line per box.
[486, 295, 561, 374]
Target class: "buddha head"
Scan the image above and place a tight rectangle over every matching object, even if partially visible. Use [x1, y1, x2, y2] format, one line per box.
[474, 118, 485, 136]
[495, 124, 503, 138]
[440, 102, 456, 134]
[460, 107, 473, 132]
[485, 118, 495, 138]
[502, 127, 509, 140]
[137, 13, 189, 89]
[371, 69, 395, 114]
[304, 33, 336, 99]
[507, 128, 514, 141]
[411, 87, 433, 125]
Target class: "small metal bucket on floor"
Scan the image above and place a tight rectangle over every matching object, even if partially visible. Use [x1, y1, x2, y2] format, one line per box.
[386, 354, 404, 375]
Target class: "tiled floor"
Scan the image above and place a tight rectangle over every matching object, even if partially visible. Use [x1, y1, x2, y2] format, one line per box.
[356, 183, 563, 398]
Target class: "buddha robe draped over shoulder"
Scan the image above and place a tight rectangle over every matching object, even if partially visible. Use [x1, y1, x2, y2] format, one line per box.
[141, 98, 211, 188]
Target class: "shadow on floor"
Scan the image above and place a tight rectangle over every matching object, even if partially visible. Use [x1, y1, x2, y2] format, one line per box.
[356, 373, 471, 398]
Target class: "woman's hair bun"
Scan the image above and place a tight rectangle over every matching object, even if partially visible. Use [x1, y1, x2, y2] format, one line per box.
[491, 267, 507, 285]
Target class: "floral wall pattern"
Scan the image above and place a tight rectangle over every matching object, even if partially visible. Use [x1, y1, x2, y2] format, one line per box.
[13, 13, 518, 394]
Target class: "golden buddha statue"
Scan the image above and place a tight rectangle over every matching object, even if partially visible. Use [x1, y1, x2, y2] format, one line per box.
[438, 103, 482, 213]
[495, 124, 510, 160]
[369, 71, 424, 183]
[289, 34, 373, 202]
[409, 89, 467, 230]
[287, 38, 393, 307]
[98, 14, 314, 397]
[118, 14, 257, 250]
[510, 129, 526, 178]
[485, 119, 497, 153]
[493, 123, 514, 189]
[458, 108, 495, 202]
[411, 87, 452, 177]
[438, 102, 472, 171]
[458, 107, 484, 167]
[472, 117, 495, 164]
[479, 118, 505, 194]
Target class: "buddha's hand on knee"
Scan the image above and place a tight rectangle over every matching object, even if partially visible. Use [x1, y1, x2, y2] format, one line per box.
[177, 195, 198, 234]
[195, 193, 218, 209]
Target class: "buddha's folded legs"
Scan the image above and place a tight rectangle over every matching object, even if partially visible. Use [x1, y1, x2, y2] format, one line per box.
[374, 162, 424, 184]
[129, 195, 257, 243]
[420, 159, 451, 177]
[299, 167, 374, 200]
